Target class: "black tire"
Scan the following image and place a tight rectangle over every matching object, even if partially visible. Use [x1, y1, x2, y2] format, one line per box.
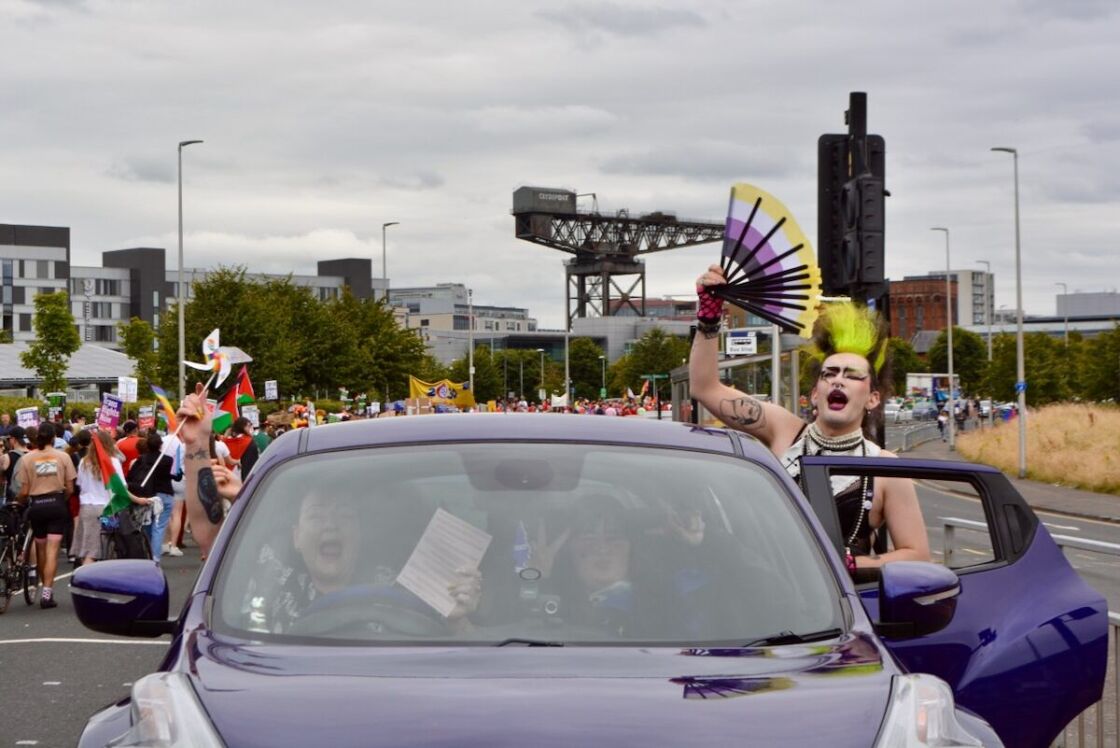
[0, 545, 13, 614]
[100, 531, 119, 561]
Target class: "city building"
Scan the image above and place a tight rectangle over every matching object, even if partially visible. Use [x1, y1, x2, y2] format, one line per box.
[888, 276, 958, 340]
[0, 224, 71, 343]
[1057, 291, 1120, 317]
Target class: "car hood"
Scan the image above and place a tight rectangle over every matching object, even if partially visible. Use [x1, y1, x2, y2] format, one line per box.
[188, 630, 893, 747]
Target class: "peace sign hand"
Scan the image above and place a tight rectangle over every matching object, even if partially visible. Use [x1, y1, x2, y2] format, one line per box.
[530, 519, 570, 579]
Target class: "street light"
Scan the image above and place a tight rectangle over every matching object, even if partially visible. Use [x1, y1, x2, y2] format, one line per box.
[537, 348, 545, 404]
[931, 227, 955, 451]
[991, 146, 1027, 478]
[177, 139, 204, 401]
[381, 222, 399, 302]
[598, 355, 606, 397]
[975, 260, 993, 361]
[467, 288, 474, 403]
[1055, 282, 1068, 346]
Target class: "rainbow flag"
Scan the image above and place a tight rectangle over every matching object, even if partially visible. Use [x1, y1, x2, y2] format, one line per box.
[94, 433, 133, 518]
[150, 385, 178, 432]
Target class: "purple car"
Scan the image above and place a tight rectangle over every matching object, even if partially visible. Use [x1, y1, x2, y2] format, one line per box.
[71, 415, 1106, 747]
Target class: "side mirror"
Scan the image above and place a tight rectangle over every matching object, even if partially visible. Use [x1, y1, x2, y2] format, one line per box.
[70, 560, 175, 638]
[874, 561, 960, 640]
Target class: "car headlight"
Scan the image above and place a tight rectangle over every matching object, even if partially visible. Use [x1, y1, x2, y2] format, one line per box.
[109, 672, 223, 748]
[875, 674, 994, 747]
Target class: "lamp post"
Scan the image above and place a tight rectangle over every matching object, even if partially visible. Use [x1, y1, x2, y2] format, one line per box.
[1055, 282, 1068, 346]
[991, 146, 1027, 478]
[467, 288, 474, 404]
[537, 348, 545, 405]
[177, 139, 203, 401]
[381, 222, 399, 302]
[975, 260, 993, 362]
[598, 355, 606, 398]
[519, 356, 524, 402]
[931, 227, 955, 450]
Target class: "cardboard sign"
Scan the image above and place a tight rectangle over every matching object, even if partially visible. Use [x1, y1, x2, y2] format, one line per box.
[242, 405, 260, 429]
[264, 380, 279, 401]
[97, 394, 124, 431]
[118, 376, 139, 403]
[16, 407, 40, 428]
[138, 405, 155, 431]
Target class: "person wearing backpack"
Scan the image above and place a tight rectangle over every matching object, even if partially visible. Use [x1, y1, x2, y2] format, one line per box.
[1, 427, 29, 501]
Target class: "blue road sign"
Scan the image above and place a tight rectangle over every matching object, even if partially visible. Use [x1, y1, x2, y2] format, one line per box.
[1015, 381, 1027, 394]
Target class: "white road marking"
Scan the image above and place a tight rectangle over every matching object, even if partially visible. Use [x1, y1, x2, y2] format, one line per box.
[0, 637, 168, 646]
[42, 681, 61, 686]
[1042, 522, 1081, 532]
[12, 570, 76, 597]
[16, 740, 39, 745]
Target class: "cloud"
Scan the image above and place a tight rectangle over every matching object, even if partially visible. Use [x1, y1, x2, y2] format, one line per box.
[1016, 0, 1116, 20]
[601, 141, 801, 182]
[465, 104, 618, 137]
[536, 2, 705, 37]
[106, 157, 176, 184]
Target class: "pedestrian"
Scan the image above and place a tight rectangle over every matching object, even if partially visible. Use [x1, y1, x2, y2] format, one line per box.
[75, 431, 151, 566]
[0, 412, 12, 438]
[937, 410, 948, 441]
[116, 421, 142, 474]
[12, 422, 76, 608]
[689, 264, 929, 571]
[222, 416, 259, 479]
[1, 426, 29, 501]
[127, 432, 174, 562]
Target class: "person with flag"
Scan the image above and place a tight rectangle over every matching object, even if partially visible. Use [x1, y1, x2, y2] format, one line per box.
[74, 430, 153, 568]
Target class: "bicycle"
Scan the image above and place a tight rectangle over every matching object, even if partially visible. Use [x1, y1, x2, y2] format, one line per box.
[99, 505, 153, 561]
[0, 502, 40, 612]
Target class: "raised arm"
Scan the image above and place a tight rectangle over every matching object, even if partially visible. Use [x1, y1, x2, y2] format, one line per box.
[177, 383, 222, 557]
[689, 264, 804, 455]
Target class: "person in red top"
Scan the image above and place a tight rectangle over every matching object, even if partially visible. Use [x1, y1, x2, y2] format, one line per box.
[221, 417, 259, 480]
[115, 420, 141, 474]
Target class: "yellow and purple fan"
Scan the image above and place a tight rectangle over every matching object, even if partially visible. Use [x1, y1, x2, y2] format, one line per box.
[711, 183, 822, 337]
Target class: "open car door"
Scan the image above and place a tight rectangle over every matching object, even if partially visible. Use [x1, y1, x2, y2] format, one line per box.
[799, 455, 1108, 748]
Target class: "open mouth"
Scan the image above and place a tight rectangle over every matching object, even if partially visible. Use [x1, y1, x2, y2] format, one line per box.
[826, 390, 849, 411]
[319, 540, 343, 559]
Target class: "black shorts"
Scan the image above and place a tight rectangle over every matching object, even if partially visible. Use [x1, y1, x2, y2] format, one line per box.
[27, 493, 69, 539]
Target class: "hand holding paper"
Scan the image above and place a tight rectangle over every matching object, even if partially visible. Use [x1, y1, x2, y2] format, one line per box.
[397, 508, 492, 619]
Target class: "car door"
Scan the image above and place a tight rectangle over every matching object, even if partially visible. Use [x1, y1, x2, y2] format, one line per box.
[799, 455, 1108, 748]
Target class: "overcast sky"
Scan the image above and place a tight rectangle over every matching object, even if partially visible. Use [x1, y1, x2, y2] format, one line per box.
[2, 0, 1117, 328]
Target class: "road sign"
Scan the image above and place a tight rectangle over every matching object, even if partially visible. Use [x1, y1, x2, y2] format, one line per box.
[726, 330, 758, 356]
[1015, 381, 1027, 394]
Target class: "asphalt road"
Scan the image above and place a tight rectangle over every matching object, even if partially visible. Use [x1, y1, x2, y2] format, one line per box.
[0, 548, 202, 747]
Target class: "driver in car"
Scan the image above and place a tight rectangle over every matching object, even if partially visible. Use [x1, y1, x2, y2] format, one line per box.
[215, 466, 481, 636]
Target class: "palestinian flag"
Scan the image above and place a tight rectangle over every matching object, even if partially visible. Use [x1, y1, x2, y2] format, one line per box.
[236, 365, 255, 406]
[211, 385, 239, 434]
[95, 432, 133, 518]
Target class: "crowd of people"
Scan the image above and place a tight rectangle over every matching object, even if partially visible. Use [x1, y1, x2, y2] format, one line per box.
[0, 407, 272, 610]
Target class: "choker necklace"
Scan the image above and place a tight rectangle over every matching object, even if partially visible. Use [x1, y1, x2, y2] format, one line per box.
[806, 423, 864, 452]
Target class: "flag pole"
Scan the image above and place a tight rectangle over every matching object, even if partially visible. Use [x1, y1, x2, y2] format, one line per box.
[139, 369, 216, 487]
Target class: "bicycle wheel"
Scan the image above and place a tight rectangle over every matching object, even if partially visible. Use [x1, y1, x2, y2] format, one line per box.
[0, 543, 13, 614]
[100, 530, 119, 561]
[22, 530, 38, 606]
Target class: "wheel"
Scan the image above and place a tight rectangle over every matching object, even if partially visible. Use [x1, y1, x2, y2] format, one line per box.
[0, 546, 13, 614]
[21, 531, 38, 606]
[100, 531, 119, 561]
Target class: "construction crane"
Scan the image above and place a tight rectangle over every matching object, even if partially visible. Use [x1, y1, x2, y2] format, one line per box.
[513, 187, 724, 327]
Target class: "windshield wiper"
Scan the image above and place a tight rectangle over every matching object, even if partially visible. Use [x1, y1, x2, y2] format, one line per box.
[494, 637, 566, 647]
[739, 627, 844, 648]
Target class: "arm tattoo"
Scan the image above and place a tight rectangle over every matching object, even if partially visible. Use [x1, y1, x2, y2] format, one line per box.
[186, 447, 209, 461]
[197, 467, 224, 524]
[719, 397, 766, 430]
[700, 328, 721, 340]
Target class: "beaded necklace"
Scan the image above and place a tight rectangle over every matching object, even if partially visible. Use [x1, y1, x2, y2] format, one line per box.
[803, 423, 874, 546]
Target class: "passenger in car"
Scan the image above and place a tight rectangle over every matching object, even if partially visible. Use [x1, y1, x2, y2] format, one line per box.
[690, 268, 930, 571]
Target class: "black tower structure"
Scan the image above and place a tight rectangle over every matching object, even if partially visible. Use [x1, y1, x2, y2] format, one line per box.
[512, 187, 724, 328]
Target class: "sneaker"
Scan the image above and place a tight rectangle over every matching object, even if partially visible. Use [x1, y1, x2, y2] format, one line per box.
[162, 543, 171, 554]
[40, 597, 58, 609]
[168, 546, 184, 557]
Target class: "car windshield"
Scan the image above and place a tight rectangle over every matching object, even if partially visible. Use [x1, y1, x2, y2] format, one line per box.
[213, 443, 843, 645]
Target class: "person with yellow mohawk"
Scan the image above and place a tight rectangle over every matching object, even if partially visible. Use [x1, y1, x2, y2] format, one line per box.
[690, 264, 929, 572]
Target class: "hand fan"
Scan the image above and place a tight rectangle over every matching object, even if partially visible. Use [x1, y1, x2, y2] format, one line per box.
[709, 183, 822, 337]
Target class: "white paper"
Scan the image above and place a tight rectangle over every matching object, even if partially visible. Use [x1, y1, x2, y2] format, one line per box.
[396, 508, 492, 618]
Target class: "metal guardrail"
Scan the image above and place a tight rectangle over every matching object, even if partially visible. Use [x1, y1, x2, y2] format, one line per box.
[941, 517, 1120, 746]
[898, 423, 942, 452]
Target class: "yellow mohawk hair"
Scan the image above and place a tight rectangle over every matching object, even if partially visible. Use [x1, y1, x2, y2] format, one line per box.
[808, 301, 889, 374]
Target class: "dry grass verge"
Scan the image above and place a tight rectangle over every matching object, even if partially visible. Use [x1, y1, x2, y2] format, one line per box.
[956, 404, 1120, 495]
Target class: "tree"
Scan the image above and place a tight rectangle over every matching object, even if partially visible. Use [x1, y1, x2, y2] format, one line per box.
[621, 328, 690, 400]
[887, 338, 925, 397]
[448, 345, 503, 403]
[928, 327, 987, 396]
[983, 332, 1072, 407]
[0, 328, 12, 344]
[1077, 326, 1120, 402]
[117, 317, 159, 398]
[568, 338, 606, 398]
[20, 291, 81, 394]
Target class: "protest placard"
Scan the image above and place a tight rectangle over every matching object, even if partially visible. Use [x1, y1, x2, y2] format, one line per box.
[264, 380, 278, 401]
[118, 376, 138, 403]
[241, 405, 260, 428]
[97, 393, 124, 431]
[16, 407, 40, 429]
[138, 405, 155, 430]
[396, 508, 492, 618]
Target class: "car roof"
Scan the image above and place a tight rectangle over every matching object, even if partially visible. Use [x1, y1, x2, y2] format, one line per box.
[292, 413, 750, 457]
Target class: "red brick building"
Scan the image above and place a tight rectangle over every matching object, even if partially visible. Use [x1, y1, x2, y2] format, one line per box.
[889, 278, 958, 340]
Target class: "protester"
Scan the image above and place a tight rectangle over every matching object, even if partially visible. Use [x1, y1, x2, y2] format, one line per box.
[222, 416, 259, 479]
[74, 430, 151, 567]
[1, 426, 29, 501]
[127, 432, 174, 563]
[0, 412, 12, 437]
[689, 264, 929, 570]
[116, 421, 142, 473]
[13, 423, 76, 608]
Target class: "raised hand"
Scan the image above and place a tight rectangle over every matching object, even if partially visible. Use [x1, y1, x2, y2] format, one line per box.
[176, 382, 212, 451]
[446, 567, 482, 620]
[530, 519, 571, 579]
